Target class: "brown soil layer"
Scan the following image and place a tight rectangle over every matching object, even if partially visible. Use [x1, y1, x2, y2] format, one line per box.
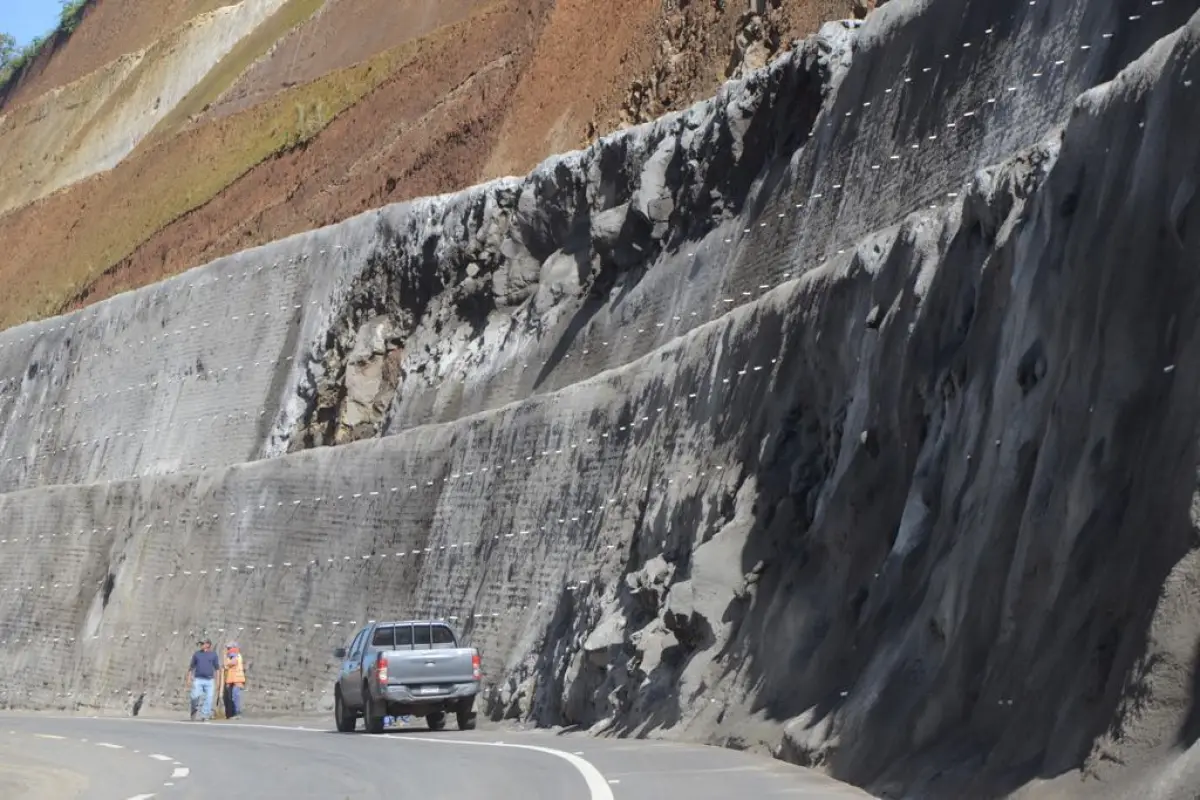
[60, 0, 550, 314]
[4, 0, 234, 110]
[0, 0, 858, 327]
[203, 0, 484, 120]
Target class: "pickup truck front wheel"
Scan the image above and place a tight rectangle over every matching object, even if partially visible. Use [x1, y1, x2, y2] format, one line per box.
[364, 692, 386, 734]
[334, 689, 356, 733]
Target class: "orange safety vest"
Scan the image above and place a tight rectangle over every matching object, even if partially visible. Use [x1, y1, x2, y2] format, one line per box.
[224, 652, 246, 686]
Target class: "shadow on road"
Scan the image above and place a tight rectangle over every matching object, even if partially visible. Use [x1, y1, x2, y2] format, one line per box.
[319, 728, 446, 736]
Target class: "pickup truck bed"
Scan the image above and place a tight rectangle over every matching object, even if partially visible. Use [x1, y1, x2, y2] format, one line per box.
[332, 620, 482, 734]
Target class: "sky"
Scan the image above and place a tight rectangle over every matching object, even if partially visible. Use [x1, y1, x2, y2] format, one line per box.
[1, 0, 64, 48]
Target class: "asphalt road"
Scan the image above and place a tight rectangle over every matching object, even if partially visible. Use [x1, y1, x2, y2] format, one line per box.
[0, 713, 874, 799]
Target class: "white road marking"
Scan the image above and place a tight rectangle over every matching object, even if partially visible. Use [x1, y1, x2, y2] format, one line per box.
[609, 764, 764, 777]
[34, 733, 66, 740]
[126, 795, 155, 800]
[394, 735, 616, 800]
[96, 742, 124, 749]
[171, 767, 190, 779]
[20, 717, 613, 797]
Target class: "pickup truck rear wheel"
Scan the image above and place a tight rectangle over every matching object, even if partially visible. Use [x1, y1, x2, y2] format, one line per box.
[427, 711, 446, 731]
[456, 706, 476, 731]
[334, 689, 356, 733]
[364, 692, 386, 734]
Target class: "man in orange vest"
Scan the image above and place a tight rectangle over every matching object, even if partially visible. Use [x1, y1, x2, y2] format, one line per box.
[222, 641, 247, 719]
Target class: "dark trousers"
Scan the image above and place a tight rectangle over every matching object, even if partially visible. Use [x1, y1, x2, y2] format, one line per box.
[223, 684, 244, 718]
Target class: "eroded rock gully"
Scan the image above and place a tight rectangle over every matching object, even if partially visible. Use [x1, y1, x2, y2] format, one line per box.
[1, 3, 1200, 800]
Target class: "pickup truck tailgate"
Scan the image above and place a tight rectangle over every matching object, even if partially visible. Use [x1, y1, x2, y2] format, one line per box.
[385, 648, 476, 686]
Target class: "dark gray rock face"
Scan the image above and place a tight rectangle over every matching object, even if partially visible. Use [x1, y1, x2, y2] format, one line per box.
[1, 3, 1200, 799]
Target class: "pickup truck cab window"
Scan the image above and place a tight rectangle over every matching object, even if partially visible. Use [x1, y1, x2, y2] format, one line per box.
[367, 624, 454, 650]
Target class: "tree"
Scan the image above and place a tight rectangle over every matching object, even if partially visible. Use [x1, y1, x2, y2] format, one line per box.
[0, 33, 16, 71]
[60, 1, 88, 34]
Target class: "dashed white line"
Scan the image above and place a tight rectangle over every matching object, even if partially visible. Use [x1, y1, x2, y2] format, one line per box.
[126, 795, 155, 800]
[34, 733, 66, 740]
[96, 742, 124, 749]
[171, 767, 190, 779]
[148, 753, 174, 762]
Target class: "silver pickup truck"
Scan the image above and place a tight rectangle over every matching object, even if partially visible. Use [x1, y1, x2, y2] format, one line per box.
[332, 619, 481, 733]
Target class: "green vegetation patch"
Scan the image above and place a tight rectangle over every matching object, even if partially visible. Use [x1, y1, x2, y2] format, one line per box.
[0, 34, 49, 91]
[0, 0, 90, 94]
[58, 0, 89, 34]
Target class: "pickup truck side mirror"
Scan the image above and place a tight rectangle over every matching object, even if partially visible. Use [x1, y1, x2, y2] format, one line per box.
[333, 647, 347, 659]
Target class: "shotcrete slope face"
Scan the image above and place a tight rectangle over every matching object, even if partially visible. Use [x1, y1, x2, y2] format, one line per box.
[0, 0, 289, 216]
[1, 2, 1200, 798]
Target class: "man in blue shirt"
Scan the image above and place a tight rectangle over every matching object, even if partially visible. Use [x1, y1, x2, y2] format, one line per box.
[186, 638, 223, 721]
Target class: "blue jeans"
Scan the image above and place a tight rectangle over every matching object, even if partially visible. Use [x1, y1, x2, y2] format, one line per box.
[190, 678, 215, 719]
[223, 684, 243, 717]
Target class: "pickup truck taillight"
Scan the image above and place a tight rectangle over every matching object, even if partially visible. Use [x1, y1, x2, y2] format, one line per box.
[376, 652, 388, 684]
[472, 653, 481, 680]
